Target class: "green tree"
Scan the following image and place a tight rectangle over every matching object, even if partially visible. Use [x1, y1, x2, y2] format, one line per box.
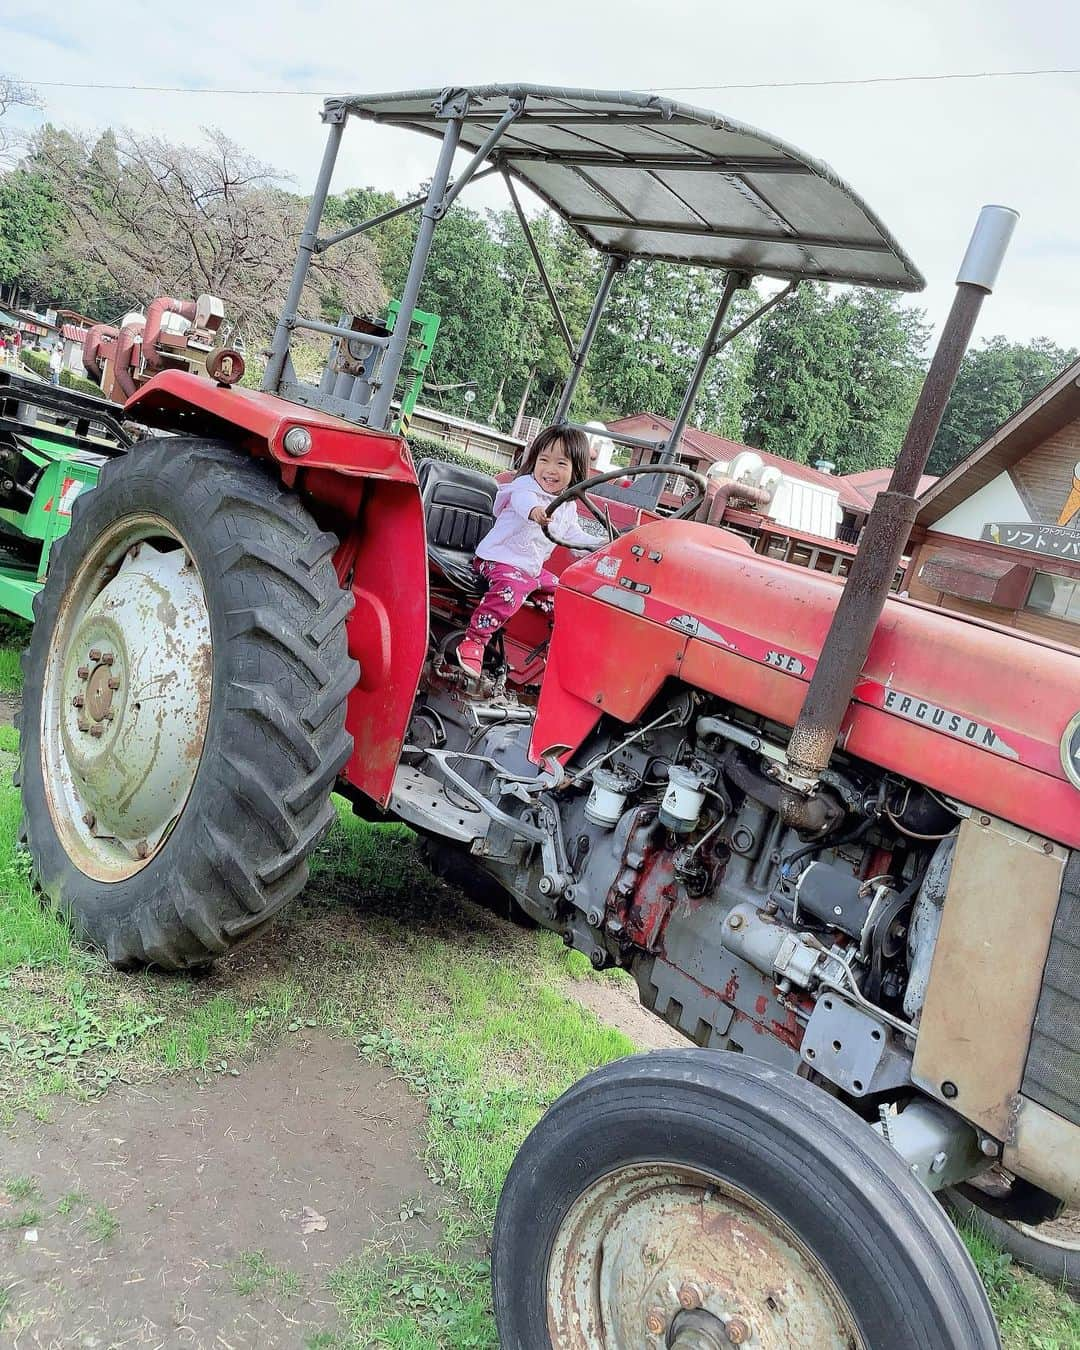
[587, 262, 758, 436]
[928, 336, 1078, 475]
[743, 284, 928, 473]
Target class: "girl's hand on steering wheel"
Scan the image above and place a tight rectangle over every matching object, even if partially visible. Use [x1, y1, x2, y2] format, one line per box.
[529, 506, 551, 527]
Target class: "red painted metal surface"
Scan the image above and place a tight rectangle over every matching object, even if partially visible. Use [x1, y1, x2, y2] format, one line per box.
[337, 484, 430, 806]
[533, 520, 1080, 849]
[125, 370, 417, 484]
[125, 370, 427, 806]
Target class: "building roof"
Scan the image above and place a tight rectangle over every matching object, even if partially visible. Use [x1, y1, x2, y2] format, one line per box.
[61, 324, 88, 343]
[339, 86, 924, 289]
[842, 466, 937, 511]
[607, 411, 870, 510]
[915, 356, 1080, 528]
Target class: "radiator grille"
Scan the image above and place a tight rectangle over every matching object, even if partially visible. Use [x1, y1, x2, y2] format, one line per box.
[1022, 851, 1080, 1127]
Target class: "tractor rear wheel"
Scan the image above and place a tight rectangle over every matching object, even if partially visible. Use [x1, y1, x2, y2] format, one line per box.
[18, 437, 356, 969]
[492, 1051, 1000, 1349]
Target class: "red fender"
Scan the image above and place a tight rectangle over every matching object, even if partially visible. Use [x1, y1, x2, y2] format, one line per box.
[125, 370, 427, 805]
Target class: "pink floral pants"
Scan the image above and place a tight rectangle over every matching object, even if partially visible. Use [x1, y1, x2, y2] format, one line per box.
[466, 558, 556, 645]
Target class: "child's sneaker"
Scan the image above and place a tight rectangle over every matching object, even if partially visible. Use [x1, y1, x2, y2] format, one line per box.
[456, 637, 485, 679]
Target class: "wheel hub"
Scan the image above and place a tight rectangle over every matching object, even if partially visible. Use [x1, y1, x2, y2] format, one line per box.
[45, 526, 212, 881]
[547, 1164, 860, 1349]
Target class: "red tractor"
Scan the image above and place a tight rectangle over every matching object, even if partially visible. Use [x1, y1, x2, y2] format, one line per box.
[17, 87, 1078, 1348]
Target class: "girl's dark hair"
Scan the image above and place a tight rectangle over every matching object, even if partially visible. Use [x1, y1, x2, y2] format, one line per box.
[517, 425, 590, 487]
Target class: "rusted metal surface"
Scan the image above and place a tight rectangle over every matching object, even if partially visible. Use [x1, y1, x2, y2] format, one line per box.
[911, 814, 1066, 1139]
[545, 1163, 861, 1347]
[1003, 1098, 1080, 1207]
[41, 515, 212, 882]
[787, 282, 988, 780]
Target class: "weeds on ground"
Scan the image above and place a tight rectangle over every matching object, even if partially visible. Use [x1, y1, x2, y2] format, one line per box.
[962, 1224, 1080, 1348]
[84, 1202, 119, 1243]
[231, 1250, 302, 1298]
[327, 1245, 495, 1350]
[3, 1175, 39, 1201]
[0, 701, 1075, 1349]
[0, 1207, 40, 1231]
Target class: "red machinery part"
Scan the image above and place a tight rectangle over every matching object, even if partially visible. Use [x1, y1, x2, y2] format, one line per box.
[82, 323, 118, 381]
[532, 520, 1080, 851]
[111, 318, 145, 399]
[141, 297, 197, 371]
[125, 370, 428, 805]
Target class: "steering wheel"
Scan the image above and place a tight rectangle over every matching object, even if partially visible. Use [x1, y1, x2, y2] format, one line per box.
[541, 462, 710, 552]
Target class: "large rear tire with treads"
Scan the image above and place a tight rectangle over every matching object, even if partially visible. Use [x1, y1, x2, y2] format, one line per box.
[18, 437, 356, 969]
[492, 1051, 1000, 1349]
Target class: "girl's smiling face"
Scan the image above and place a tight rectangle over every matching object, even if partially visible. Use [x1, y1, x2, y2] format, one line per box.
[534, 440, 574, 495]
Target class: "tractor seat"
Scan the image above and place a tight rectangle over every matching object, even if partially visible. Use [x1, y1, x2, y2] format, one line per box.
[417, 458, 497, 598]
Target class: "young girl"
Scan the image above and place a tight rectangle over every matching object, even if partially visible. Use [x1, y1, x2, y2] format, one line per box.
[457, 425, 597, 678]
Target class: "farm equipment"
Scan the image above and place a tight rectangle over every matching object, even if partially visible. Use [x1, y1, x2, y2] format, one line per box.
[0, 296, 438, 622]
[16, 86, 1079, 1347]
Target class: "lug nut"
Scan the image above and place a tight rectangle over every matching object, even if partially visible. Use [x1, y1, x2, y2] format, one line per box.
[678, 1282, 703, 1310]
[108, 676, 121, 691]
[726, 1318, 751, 1345]
[728, 912, 744, 930]
[135, 840, 149, 859]
[89, 648, 102, 661]
[82, 811, 95, 828]
[77, 666, 89, 680]
[72, 695, 84, 708]
[89, 725, 104, 738]
[100, 652, 114, 666]
[645, 1308, 666, 1336]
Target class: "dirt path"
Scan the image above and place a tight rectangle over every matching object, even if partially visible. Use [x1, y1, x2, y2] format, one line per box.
[0, 1032, 441, 1347]
[566, 974, 685, 1051]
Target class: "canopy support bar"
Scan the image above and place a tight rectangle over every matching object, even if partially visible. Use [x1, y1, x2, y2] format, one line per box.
[438, 101, 523, 217]
[503, 172, 574, 358]
[316, 165, 502, 254]
[368, 107, 466, 429]
[554, 254, 626, 425]
[659, 269, 751, 466]
[263, 108, 346, 394]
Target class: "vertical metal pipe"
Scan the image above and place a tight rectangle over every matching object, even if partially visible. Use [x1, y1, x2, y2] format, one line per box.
[786, 206, 1018, 783]
[659, 269, 747, 464]
[368, 114, 464, 430]
[262, 114, 346, 393]
[553, 254, 624, 424]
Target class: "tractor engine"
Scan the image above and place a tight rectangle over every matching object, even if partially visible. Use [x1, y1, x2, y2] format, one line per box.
[411, 683, 956, 1094]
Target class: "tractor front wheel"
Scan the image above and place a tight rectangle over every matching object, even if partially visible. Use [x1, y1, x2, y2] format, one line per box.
[492, 1051, 1000, 1349]
[18, 437, 356, 969]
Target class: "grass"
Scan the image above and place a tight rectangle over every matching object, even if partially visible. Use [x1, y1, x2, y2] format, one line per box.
[4, 1175, 39, 1201]
[0, 705, 1075, 1347]
[84, 1202, 119, 1243]
[0, 1206, 40, 1231]
[0, 648, 22, 695]
[231, 1250, 302, 1298]
[55, 1190, 87, 1216]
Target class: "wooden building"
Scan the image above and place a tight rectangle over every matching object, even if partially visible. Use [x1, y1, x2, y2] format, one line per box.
[907, 358, 1080, 648]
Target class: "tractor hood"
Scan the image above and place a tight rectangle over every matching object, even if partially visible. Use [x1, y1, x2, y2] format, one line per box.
[533, 521, 1080, 850]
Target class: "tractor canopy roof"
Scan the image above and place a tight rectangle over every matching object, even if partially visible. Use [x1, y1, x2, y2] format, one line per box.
[334, 84, 925, 291]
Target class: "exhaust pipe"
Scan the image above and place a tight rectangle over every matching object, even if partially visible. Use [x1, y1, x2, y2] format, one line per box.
[785, 205, 1019, 786]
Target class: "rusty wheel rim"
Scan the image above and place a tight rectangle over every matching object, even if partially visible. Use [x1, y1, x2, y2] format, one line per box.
[546, 1163, 862, 1348]
[41, 514, 213, 882]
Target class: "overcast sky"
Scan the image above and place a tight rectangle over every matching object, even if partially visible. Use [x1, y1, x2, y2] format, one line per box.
[3, 0, 1078, 356]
